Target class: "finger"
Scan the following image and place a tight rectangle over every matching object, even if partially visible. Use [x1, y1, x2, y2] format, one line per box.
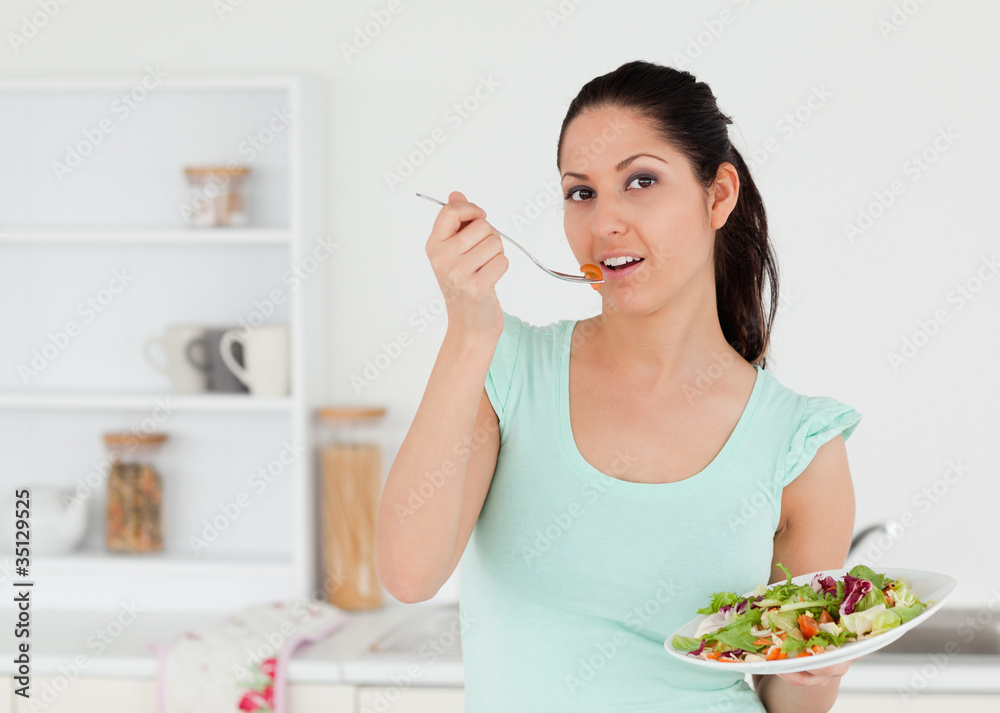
[474, 250, 509, 282]
[466, 253, 509, 298]
[431, 233, 502, 288]
[777, 671, 829, 687]
[429, 193, 486, 242]
[462, 233, 504, 272]
[802, 661, 853, 677]
[452, 219, 502, 255]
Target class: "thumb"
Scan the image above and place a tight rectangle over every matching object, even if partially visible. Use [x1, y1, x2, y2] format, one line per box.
[448, 190, 467, 204]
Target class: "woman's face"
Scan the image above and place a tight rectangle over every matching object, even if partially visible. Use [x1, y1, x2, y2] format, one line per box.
[558, 105, 736, 316]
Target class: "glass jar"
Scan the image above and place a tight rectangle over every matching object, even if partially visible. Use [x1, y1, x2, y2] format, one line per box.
[103, 432, 166, 554]
[317, 407, 386, 610]
[183, 165, 249, 227]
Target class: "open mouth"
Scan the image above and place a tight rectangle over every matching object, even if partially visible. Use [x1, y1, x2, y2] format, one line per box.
[602, 256, 645, 271]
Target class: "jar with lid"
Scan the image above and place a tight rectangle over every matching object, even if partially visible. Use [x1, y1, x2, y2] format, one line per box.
[316, 407, 386, 610]
[183, 165, 250, 227]
[103, 432, 166, 554]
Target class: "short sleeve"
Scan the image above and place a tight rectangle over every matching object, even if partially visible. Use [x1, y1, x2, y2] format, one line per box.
[782, 396, 862, 487]
[484, 311, 523, 425]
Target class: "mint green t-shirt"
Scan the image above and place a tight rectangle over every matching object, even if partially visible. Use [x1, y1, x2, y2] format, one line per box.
[458, 311, 863, 713]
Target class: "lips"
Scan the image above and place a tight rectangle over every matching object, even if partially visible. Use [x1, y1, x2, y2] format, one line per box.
[600, 258, 644, 281]
[602, 257, 644, 271]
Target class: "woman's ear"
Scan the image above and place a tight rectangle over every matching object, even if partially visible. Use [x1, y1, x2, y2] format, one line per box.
[709, 162, 740, 230]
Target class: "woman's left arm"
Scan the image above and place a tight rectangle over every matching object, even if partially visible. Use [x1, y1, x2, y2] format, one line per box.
[752, 433, 858, 713]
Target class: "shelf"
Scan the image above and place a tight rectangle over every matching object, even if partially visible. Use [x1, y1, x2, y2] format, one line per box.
[32, 547, 295, 578]
[0, 392, 293, 412]
[0, 228, 293, 245]
[0, 74, 326, 612]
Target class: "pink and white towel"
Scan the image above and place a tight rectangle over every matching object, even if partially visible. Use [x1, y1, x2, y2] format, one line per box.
[145, 600, 349, 713]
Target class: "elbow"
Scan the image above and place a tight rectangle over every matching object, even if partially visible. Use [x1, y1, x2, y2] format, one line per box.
[380, 575, 436, 604]
[376, 551, 437, 604]
[389, 584, 435, 604]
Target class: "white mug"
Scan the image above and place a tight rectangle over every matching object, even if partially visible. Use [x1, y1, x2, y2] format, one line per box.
[143, 325, 208, 393]
[219, 324, 289, 397]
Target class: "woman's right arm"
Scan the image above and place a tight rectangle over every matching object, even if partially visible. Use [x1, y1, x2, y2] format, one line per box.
[375, 191, 509, 603]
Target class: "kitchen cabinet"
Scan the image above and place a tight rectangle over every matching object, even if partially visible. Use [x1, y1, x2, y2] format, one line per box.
[2, 677, 359, 713]
[0, 677, 460, 713]
[356, 686, 464, 713]
[11, 676, 155, 713]
[288, 683, 356, 711]
[0, 76, 328, 612]
[0, 676, 10, 713]
[831, 692, 1000, 712]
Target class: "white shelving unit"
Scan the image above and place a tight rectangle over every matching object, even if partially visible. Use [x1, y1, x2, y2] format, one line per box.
[1, 228, 293, 245]
[0, 75, 328, 612]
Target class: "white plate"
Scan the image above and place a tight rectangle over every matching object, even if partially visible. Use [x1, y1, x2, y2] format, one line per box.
[664, 568, 958, 674]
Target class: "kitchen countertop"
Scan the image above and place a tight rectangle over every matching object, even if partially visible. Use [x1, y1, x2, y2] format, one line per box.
[2, 601, 998, 694]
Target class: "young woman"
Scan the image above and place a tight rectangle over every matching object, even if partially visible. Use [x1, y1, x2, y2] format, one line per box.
[377, 60, 862, 713]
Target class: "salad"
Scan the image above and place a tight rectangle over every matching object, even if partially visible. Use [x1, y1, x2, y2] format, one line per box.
[671, 564, 930, 662]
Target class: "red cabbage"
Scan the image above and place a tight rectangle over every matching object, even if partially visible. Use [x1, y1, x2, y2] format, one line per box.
[718, 649, 745, 660]
[811, 574, 837, 595]
[839, 574, 873, 616]
[686, 639, 707, 657]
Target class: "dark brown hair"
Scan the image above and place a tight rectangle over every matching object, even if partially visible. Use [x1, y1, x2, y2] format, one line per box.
[556, 60, 778, 368]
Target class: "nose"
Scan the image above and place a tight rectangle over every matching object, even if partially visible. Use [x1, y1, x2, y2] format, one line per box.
[590, 193, 628, 240]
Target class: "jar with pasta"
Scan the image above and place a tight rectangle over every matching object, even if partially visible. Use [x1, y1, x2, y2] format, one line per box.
[317, 407, 386, 610]
[103, 432, 166, 554]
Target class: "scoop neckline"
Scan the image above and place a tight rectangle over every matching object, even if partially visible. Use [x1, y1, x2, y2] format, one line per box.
[558, 318, 765, 495]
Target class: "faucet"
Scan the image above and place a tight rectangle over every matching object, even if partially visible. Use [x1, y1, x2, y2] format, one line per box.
[847, 519, 903, 563]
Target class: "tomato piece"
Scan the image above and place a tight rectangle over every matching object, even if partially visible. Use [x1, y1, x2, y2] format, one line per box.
[579, 263, 603, 289]
[798, 613, 820, 639]
[818, 609, 834, 624]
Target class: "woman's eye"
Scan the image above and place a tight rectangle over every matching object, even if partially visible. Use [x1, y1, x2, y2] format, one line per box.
[627, 174, 657, 190]
[564, 187, 594, 202]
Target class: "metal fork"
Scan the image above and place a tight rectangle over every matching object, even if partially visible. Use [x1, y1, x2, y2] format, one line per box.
[416, 193, 603, 284]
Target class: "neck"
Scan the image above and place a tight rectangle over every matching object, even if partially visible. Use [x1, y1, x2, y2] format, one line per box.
[586, 280, 739, 387]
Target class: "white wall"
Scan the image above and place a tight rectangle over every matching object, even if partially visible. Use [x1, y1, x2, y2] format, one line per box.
[3, 0, 997, 608]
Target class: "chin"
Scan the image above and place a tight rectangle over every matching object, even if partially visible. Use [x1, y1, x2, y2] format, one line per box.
[601, 289, 659, 317]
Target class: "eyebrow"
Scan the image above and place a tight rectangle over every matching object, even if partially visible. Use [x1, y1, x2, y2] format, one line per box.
[561, 152, 668, 180]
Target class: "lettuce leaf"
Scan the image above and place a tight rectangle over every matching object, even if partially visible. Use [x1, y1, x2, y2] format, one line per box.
[871, 608, 902, 635]
[776, 562, 793, 585]
[671, 634, 704, 652]
[892, 601, 927, 624]
[854, 586, 884, 613]
[890, 578, 919, 608]
[696, 591, 740, 616]
[766, 609, 799, 634]
[841, 603, 887, 635]
[708, 607, 764, 651]
[848, 564, 888, 590]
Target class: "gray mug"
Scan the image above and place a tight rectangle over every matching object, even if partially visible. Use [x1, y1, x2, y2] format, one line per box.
[185, 328, 250, 393]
